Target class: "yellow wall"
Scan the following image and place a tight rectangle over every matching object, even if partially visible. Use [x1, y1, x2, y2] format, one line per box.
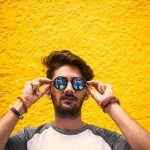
[0, 0, 150, 135]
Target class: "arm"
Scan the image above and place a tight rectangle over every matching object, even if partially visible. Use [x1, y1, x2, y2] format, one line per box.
[105, 103, 150, 150]
[87, 80, 150, 150]
[0, 78, 51, 150]
[0, 100, 24, 150]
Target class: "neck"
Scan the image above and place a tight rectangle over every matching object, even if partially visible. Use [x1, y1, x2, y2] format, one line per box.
[52, 115, 85, 131]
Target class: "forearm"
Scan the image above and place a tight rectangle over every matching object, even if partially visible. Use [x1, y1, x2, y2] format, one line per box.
[0, 100, 25, 149]
[105, 103, 150, 150]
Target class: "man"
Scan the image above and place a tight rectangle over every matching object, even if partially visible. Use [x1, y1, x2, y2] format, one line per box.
[0, 50, 150, 150]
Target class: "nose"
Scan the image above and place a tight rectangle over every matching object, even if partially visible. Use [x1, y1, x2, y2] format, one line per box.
[64, 82, 75, 94]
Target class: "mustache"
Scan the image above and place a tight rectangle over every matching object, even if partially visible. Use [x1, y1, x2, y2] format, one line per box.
[61, 94, 77, 101]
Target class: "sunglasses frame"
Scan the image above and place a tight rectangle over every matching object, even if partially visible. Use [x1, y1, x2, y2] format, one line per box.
[53, 76, 86, 91]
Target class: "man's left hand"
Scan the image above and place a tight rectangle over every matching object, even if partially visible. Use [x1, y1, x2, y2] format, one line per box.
[87, 80, 114, 105]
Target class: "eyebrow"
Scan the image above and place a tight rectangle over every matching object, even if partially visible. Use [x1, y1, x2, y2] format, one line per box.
[53, 76, 84, 80]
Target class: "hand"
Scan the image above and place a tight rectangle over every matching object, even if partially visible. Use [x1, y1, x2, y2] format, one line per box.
[87, 80, 114, 105]
[20, 78, 52, 108]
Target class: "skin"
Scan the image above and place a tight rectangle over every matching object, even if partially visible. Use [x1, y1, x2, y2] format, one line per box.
[46, 65, 89, 130]
[0, 65, 150, 150]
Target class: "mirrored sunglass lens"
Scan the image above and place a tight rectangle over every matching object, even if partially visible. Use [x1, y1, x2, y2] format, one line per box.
[73, 78, 85, 90]
[54, 77, 67, 90]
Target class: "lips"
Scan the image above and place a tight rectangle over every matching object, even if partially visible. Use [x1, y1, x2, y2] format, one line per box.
[61, 95, 77, 101]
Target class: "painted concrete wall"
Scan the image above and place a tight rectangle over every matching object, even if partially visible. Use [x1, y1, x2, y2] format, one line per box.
[0, 0, 150, 135]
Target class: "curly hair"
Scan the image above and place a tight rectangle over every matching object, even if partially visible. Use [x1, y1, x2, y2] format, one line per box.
[42, 50, 94, 81]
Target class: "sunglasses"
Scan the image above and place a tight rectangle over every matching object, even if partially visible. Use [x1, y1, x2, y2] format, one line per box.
[53, 76, 86, 91]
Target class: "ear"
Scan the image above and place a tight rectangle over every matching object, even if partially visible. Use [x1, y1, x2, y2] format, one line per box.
[46, 88, 51, 100]
[84, 90, 90, 100]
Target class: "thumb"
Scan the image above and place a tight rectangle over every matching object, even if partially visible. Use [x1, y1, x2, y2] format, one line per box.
[87, 85, 96, 96]
[40, 84, 51, 97]
[87, 85, 102, 103]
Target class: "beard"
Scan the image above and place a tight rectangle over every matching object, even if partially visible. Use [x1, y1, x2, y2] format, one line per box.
[51, 93, 84, 119]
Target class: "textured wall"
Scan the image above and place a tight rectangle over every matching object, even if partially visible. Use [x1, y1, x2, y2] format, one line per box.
[0, 0, 150, 135]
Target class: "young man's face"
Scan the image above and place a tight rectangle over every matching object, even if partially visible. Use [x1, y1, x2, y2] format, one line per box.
[50, 65, 88, 118]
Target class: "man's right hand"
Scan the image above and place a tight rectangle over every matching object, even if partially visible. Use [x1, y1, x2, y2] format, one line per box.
[20, 77, 52, 109]
[0, 77, 52, 149]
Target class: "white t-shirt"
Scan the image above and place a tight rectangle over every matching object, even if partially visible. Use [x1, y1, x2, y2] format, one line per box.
[6, 123, 130, 150]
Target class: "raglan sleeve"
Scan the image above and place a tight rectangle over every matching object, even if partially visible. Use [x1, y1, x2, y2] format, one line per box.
[111, 132, 131, 150]
[100, 129, 131, 150]
[5, 126, 34, 150]
[89, 125, 131, 150]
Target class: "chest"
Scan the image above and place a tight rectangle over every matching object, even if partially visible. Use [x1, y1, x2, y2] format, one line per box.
[27, 128, 111, 150]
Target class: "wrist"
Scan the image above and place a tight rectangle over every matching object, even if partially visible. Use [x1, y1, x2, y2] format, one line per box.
[104, 102, 120, 114]
[100, 96, 121, 113]
[17, 97, 28, 113]
[13, 99, 26, 114]
[20, 95, 32, 109]
[10, 106, 24, 119]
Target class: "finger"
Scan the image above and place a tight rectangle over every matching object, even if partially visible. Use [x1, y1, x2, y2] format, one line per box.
[39, 84, 51, 97]
[31, 80, 52, 92]
[87, 81, 99, 92]
[98, 83, 107, 94]
[87, 80, 102, 88]
[88, 81, 106, 94]
[98, 83, 104, 94]
[33, 78, 52, 86]
[87, 85, 96, 96]
[87, 85, 102, 103]
[34, 88, 40, 97]
[31, 81, 40, 92]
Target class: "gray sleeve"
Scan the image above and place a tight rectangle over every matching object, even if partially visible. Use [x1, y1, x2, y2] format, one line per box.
[88, 125, 131, 150]
[5, 124, 50, 150]
[111, 133, 131, 150]
[5, 129, 27, 150]
[5, 126, 36, 150]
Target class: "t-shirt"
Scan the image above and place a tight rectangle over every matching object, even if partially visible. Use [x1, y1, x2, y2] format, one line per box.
[5, 123, 131, 150]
